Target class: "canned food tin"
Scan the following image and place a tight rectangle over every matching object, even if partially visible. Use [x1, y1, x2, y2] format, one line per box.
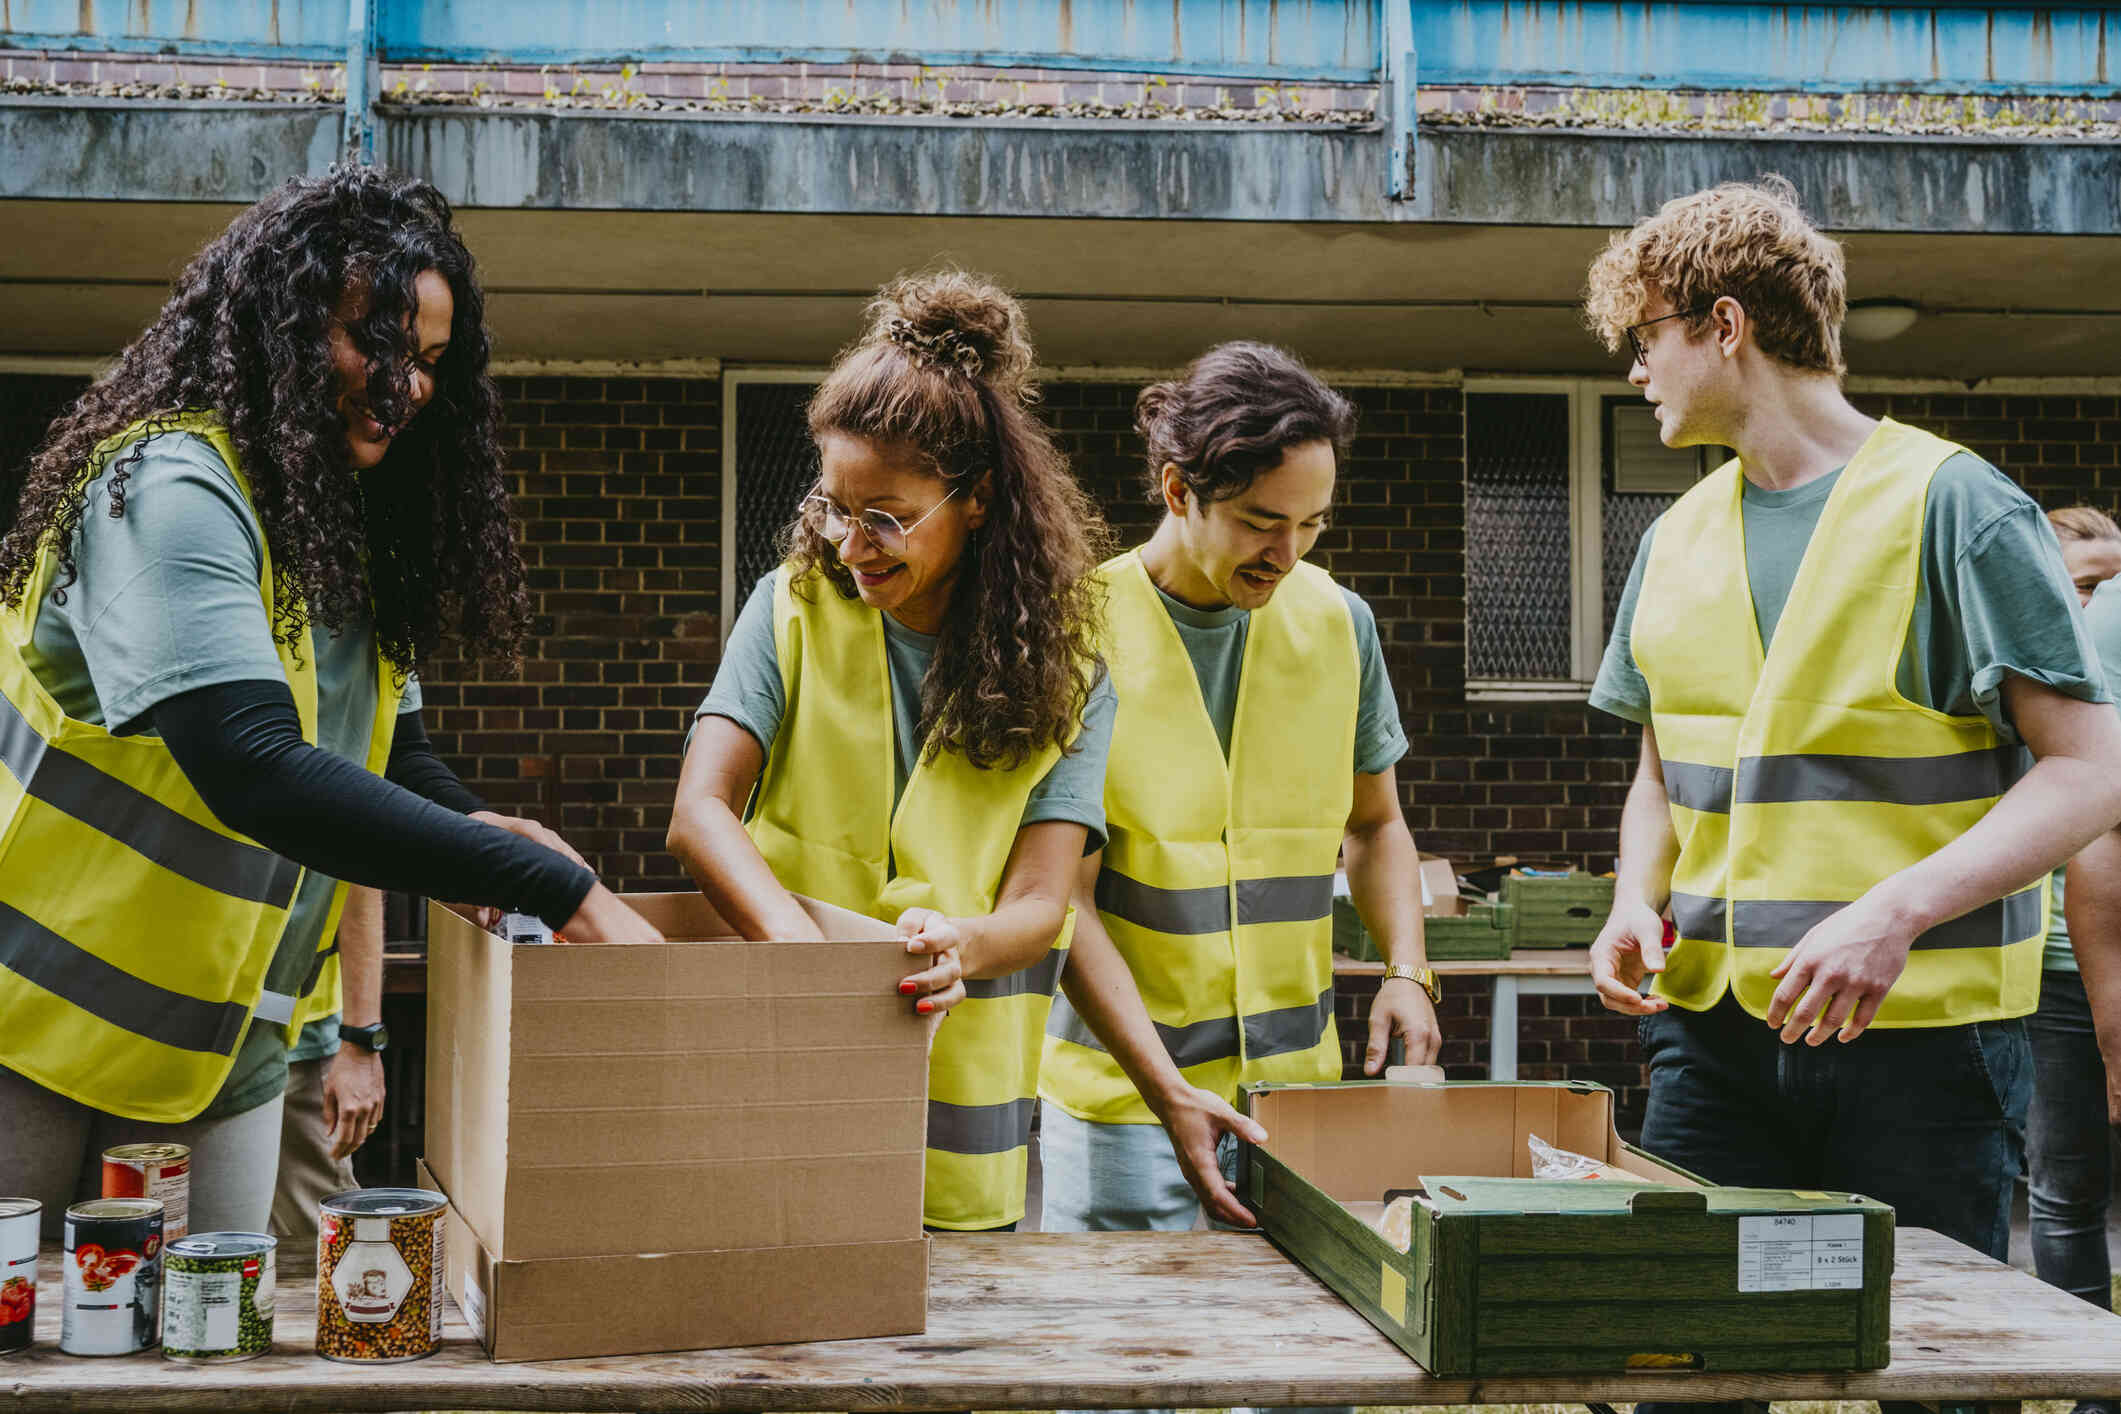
[163, 1233, 276, 1362]
[0, 1198, 40, 1357]
[61, 1198, 163, 1356]
[315, 1189, 446, 1363]
[101, 1143, 190, 1241]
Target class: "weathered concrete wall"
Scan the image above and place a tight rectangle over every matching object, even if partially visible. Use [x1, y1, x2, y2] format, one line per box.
[4, 96, 2117, 235]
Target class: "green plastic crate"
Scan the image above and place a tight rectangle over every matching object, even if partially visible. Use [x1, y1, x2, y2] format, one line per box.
[1501, 872, 1613, 948]
[1335, 896, 1514, 962]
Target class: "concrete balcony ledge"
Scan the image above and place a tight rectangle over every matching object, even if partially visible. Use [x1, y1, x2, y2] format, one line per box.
[3, 95, 2116, 235]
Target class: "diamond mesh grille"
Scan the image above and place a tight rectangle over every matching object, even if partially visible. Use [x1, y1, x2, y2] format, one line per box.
[1466, 393, 1573, 681]
[732, 380, 823, 595]
[1602, 486, 1677, 641]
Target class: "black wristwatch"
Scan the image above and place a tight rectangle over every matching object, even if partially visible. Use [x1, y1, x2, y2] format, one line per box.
[338, 1021, 390, 1054]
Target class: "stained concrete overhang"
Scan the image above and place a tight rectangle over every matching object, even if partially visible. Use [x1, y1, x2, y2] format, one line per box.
[3, 98, 2116, 379]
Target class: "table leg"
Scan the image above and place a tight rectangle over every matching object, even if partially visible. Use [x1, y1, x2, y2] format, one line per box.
[1490, 974, 1520, 1081]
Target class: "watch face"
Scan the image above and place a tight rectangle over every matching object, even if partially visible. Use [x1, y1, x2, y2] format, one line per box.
[346, 1023, 389, 1052]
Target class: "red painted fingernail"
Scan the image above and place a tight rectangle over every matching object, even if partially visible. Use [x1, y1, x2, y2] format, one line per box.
[899, 980, 916, 995]
[916, 1000, 933, 1014]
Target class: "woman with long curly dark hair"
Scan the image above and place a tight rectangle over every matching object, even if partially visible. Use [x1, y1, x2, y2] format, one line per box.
[668, 270, 1114, 1232]
[0, 164, 657, 1239]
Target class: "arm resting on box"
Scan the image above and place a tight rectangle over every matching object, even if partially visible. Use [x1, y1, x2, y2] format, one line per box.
[150, 678, 596, 926]
[667, 717, 826, 942]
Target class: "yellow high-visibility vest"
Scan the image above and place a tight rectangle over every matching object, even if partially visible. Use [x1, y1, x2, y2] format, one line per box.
[1040, 550, 1357, 1123]
[1633, 418, 2044, 1026]
[0, 412, 396, 1121]
[746, 563, 1075, 1230]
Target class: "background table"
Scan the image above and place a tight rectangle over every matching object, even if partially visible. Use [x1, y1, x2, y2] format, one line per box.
[7, 1229, 2118, 1412]
[1336, 948, 1599, 1079]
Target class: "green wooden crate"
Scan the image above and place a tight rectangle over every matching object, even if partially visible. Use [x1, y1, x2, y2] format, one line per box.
[1334, 897, 1514, 962]
[1240, 1079, 1893, 1378]
[1501, 872, 1614, 948]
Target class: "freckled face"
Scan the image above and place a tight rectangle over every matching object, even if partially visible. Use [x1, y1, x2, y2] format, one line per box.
[814, 432, 986, 633]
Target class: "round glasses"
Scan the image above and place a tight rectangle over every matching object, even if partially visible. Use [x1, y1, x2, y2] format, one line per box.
[800, 486, 959, 556]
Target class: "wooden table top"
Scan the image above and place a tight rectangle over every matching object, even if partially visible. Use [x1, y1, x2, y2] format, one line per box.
[7, 1229, 2118, 1411]
[1334, 947, 1595, 978]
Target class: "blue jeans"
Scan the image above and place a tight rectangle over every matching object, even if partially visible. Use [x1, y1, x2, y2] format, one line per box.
[2026, 969, 2115, 1310]
[1633, 996, 2031, 1414]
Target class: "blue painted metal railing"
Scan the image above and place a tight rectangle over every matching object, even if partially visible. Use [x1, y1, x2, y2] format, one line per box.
[2, 1, 2114, 96]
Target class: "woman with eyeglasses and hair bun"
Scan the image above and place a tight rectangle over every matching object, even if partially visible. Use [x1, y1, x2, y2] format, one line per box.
[666, 269, 1117, 1233]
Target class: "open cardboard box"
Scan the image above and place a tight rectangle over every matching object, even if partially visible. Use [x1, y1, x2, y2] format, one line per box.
[423, 892, 931, 1361]
[1242, 1080, 1893, 1378]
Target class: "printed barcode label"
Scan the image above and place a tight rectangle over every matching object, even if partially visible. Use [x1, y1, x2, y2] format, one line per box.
[1738, 1214, 1865, 1292]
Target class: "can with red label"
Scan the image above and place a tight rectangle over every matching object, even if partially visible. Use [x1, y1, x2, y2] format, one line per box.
[61, 1198, 163, 1356]
[315, 1188, 445, 1362]
[102, 1143, 190, 1242]
[0, 1198, 40, 1356]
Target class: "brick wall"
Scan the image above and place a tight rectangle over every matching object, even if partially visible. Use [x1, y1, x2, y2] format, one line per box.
[4, 371, 2117, 1127]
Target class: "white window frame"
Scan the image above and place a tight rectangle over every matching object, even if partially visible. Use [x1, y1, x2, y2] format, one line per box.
[1462, 375, 1642, 703]
[720, 367, 828, 649]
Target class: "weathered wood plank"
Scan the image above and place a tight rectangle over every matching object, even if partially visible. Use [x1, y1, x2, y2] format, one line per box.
[4, 1230, 2119, 1412]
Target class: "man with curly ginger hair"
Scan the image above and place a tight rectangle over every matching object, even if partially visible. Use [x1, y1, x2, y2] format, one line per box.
[1581, 179, 2121, 1318]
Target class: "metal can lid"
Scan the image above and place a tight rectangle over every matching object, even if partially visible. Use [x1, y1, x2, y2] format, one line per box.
[67, 1197, 164, 1221]
[0, 1198, 41, 1220]
[102, 1142, 190, 1164]
[168, 1232, 276, 1260]
[320, 1187, 446, 1219]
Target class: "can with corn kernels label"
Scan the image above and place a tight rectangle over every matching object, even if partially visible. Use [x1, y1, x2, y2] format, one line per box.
[101, 1143, 190, 1241]
[61, 1198, 163, 1356]
[315, 1188, 445, 1362]
[163, 1232, 276, 1362]
[0, 1198, 41, 1356]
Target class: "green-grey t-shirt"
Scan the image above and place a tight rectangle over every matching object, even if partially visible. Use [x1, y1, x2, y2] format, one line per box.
[1148, 579, 1408, 775]
[699, 571, 1117, 850]
[22, 432, 408, 1117]
[1592, 451, 2106, 738]
[2052, 575, 2121, 970]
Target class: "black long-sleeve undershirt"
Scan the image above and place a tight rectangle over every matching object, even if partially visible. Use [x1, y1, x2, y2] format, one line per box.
[149, 680, 595, 927]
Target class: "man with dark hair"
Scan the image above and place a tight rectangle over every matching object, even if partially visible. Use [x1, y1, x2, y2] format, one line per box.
[1039, 342, 1440, 1245]
[1583, 178, 2121, 1342]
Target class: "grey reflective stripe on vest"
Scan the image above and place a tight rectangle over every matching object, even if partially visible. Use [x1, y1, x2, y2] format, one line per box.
[0, 691, 301, 908]
[927, 1095, 1036, 1156]
[1731, 885, 2044, 951]
[250, 988, 300, 1026]
[962, 945, 1067, 1001]
[1048, 986, 1330, 1067]
[1669, 892, 1728, 942]
[1735, 744, 2027, 807]
[1242, 986, 1335, 1060]
[1098, 870, 1336, 935]
[0, 900, 249, 1056]
[1662, 761, 1735, 815]
[1235, 875, 1334, 926]
[1096, 871, 1228, 935]
[1046, 992, 1246, 1070]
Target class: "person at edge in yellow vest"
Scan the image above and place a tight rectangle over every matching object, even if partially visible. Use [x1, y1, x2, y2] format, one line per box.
[667, 271, 1128, 1233]
[1582, 179, 2121, 1414]
[0, 165, 662, 1240]
[1040, 342, 1443, 1277]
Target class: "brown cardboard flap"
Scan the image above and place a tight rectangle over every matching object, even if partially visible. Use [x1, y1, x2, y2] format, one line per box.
[1250, 1083, 1698, 1201]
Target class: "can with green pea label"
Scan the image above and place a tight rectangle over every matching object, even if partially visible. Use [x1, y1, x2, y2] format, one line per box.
[163, 1233, 276, 1362]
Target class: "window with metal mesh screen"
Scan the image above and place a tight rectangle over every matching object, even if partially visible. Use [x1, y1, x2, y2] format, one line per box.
[1466, 392, 1573, 681]
[730, 379, 823, 604]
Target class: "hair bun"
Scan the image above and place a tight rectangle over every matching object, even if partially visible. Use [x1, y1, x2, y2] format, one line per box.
[866, 270, 1034, 398]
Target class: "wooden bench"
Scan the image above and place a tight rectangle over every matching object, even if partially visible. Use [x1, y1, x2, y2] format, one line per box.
[7, 1229, 2117, 1411]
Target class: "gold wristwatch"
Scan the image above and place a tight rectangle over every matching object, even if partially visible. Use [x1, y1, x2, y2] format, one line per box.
[1382, 963, 1442, 1004]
